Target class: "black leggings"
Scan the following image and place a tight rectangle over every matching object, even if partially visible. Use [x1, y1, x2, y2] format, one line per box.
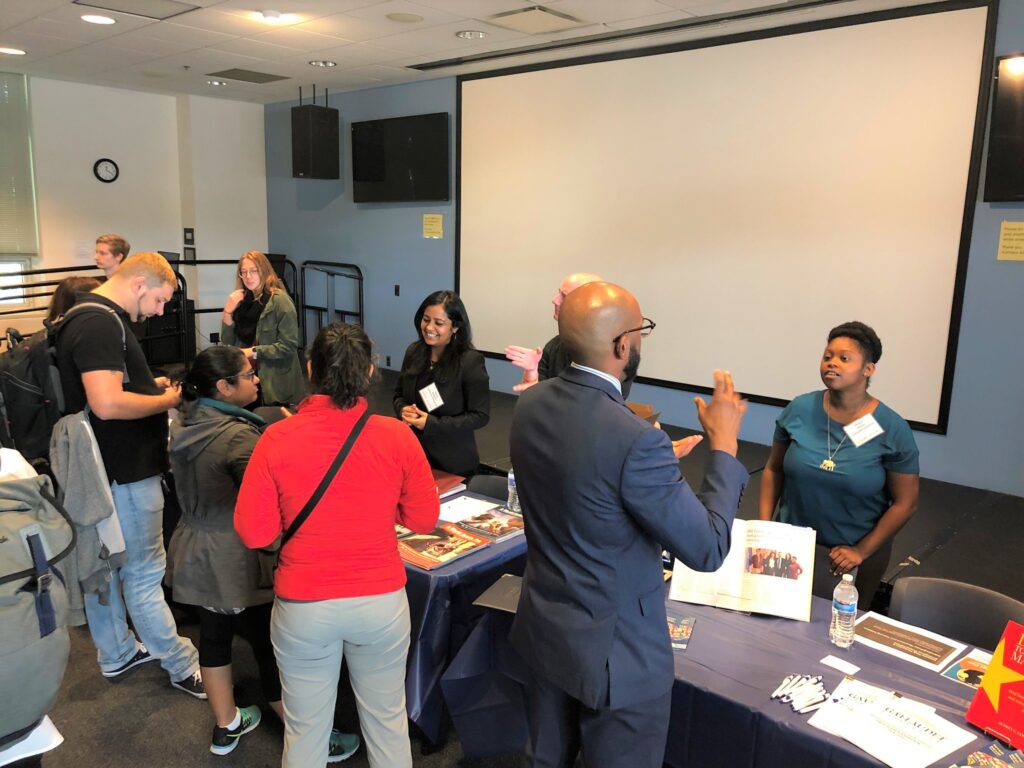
[198, 603, 281, 702]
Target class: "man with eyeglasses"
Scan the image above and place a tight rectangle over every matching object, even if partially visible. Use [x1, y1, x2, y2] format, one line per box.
[505, 271, 641, 396]
[56, 252, 205, 700]
[508, 282, 748, 768]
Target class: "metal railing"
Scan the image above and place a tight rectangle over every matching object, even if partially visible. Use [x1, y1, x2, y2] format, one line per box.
[300, 261, 364, 341]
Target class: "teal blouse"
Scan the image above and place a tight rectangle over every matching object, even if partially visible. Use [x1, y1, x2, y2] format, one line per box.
[774, 390, 919, 547]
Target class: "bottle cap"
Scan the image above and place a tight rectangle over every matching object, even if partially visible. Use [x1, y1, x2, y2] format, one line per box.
[842, 574, 854, 583]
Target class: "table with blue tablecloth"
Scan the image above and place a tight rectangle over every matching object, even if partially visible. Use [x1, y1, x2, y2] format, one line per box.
[441, 593, 988, 765]
[403, 502, 527, 744]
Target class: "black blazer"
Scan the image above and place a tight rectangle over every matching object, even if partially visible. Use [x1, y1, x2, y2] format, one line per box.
[509, 367, 748, 709]
[393, 345, 490, 476]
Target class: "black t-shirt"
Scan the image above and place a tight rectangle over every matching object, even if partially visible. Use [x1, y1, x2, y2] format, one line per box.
[56, 293, 169, 483]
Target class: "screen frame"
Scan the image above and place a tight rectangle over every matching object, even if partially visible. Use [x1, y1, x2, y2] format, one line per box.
[454, 0, 999, 434]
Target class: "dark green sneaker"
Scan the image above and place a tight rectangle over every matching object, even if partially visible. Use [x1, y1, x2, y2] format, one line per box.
[327, 729, 360, 762]
[210, 705, 262, 756]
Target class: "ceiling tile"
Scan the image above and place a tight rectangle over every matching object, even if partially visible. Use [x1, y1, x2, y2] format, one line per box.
[128, 19, 235, 46]
[297, 0, 464, 42]
[657, 0, 775, 15]
[250, 25, 352, 52]
[0, 0, 74, 33]
[41, 3, 159, 30]
[410, 1, 532, 18]
[0, 30, 85, 60]
[163, 6, 271, 35]
[279, 40, 405, 68]
[211, 36, 305, 58]
[107, 29, 197, 55]
[375, 19, 529, 56]
[549, 0, 683, 25]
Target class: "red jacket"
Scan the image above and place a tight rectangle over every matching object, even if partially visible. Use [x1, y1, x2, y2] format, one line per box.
[235, 396, 439, 600]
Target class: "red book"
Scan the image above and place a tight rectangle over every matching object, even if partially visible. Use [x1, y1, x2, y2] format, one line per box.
[966, 620, 1024, 749]
[431, 469, 466, 499]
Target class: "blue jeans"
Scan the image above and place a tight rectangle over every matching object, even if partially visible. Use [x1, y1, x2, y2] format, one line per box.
[83, 476, 198, 681]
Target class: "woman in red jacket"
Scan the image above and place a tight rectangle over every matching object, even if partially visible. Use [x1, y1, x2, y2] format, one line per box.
[235, 323, 439, 768]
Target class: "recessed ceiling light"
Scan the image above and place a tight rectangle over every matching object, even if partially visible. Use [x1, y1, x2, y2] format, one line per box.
[309, 60, 336, 68]
[387, 12, 423, 23]
[82, 14, 116, 25]
[252, 9, 299, 24]
[1007, 56, 1024, 76]
[207, 79, 227, 86]
[455, 30, 486, 40]
[0, 47, 27, 55]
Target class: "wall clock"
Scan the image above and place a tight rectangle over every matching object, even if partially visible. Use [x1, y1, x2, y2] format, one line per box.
[93, 158, 119, 183]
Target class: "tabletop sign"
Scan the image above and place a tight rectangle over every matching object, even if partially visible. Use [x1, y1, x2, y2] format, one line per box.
[854, 612, 965, 671]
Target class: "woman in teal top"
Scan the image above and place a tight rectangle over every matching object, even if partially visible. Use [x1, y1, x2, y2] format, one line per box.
[759, 322, 919, 608]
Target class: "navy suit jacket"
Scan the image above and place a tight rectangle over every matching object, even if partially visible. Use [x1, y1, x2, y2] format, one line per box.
[509, 366, 748, 709]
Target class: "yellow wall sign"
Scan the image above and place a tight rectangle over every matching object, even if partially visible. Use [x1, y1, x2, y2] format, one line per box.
[423, 214, 443, 240]
[997, 221, 1024, 261]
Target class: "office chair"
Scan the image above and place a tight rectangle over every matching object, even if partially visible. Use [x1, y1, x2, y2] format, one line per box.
[889, 576, 1024, 651]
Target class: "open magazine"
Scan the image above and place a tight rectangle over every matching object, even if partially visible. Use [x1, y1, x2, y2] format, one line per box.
[668, 519, 816, 621]
[397, 502, 525, 570]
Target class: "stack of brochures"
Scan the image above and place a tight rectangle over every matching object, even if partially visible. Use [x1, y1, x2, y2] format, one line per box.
[397, 495, 524, 570]
[809, 677, 977, 768]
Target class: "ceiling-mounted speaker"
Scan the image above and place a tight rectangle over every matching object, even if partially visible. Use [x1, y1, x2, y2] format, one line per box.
[291, 104, 339, 180]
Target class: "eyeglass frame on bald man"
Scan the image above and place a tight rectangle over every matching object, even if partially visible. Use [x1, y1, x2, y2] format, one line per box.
[612, 318, 656, 345]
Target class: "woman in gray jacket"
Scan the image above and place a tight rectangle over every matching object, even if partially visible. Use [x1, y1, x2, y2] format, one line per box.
[166, 346, 276, 755]
[221, 251, 306, 406]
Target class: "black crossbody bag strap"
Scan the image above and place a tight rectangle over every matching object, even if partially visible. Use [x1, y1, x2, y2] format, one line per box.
[280, 408, 372, 547]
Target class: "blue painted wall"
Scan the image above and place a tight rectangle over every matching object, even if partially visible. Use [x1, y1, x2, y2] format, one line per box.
[266, 3, 1023, 497]
[265, 78, 457, 371]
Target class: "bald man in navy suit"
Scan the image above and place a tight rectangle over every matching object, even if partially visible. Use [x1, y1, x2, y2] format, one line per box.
[509, 282, 749, 768]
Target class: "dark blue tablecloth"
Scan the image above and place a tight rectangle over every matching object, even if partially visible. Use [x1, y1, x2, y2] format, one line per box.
[403, 520, 527, 743]
[441, 595, 987, 765]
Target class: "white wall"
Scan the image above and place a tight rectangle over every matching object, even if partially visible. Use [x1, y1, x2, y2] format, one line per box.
[30, 78, 182, 269]
[25, 77, 268, 344]
[176, 95, 268, 346]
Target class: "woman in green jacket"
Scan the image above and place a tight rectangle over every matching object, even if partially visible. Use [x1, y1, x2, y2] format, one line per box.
[221, 251, 306, 405]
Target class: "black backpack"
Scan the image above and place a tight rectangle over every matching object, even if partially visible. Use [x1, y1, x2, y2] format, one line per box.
[0, 304, 124, 461]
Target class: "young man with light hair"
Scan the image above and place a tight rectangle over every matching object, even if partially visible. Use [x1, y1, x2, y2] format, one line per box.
[56, 252, 205, 698]
[94, 234, 130, 278]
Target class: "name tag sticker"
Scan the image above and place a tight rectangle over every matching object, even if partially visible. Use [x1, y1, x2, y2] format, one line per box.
[418, 383, 444, 412]
[844, 413, 884, 447]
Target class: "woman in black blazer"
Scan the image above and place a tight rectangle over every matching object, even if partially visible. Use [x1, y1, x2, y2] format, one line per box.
[393, 290, 490, 476]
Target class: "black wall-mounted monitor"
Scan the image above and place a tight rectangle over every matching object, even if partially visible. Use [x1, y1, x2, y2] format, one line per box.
[983, 54, 1024, 202]
[351, 112, 450, 203]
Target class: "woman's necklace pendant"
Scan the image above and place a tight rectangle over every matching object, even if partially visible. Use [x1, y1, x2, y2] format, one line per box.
[819, 458, 836, 472]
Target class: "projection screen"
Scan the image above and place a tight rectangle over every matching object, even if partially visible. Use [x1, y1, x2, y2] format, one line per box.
[458, 3, 993, 430]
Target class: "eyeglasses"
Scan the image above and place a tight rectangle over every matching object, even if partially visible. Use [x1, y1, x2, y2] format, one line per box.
[239, 268, 260, 277]
[227, 370, 257, 382]
[612, 318, 656, 344]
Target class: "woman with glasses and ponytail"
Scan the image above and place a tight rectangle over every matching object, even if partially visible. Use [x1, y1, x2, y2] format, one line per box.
[221, 251, 306, 406]
[165, 346, 279, 755]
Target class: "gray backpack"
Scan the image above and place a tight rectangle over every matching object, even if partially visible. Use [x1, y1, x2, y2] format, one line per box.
[0, 474, 75, 746]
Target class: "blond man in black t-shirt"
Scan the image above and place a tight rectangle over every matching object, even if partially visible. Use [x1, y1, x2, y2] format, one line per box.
[57, 252, 205, 699]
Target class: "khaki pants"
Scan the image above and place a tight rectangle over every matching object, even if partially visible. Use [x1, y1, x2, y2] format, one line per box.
[271, 588, 412, 768]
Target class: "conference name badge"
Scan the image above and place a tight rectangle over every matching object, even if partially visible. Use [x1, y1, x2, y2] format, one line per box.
[843, 414, 884, 447]
[418, 383, 445, 412]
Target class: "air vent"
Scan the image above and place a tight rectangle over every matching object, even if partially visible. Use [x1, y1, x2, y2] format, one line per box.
[206, 69, 290, 84]
[487, 5, 583, 35]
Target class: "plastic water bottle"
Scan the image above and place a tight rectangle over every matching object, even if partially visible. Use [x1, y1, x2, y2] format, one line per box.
[829, 573, 858, 649]
[506, 469, 521, 513]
